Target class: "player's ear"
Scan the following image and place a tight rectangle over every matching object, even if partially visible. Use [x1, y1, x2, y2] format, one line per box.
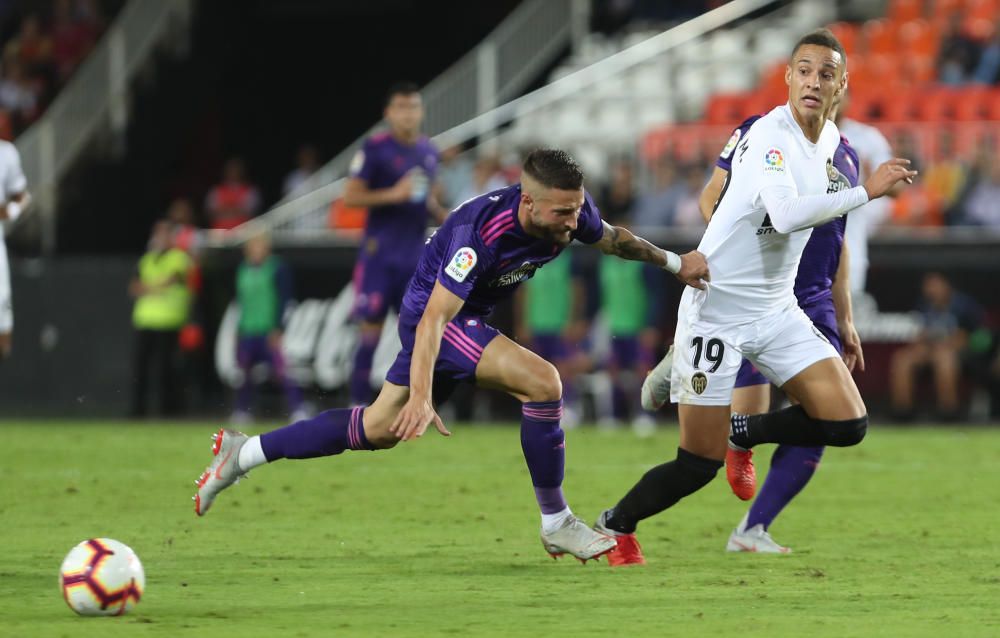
[839, 69, 849, 95]
[784, 64, 792, 87]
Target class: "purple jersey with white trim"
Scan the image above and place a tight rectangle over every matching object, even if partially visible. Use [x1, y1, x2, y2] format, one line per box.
[717, 115, 860, 306]
[401, 184, 604, 318]
[794, 135, 859, 306]
[349, 132, 439, 264]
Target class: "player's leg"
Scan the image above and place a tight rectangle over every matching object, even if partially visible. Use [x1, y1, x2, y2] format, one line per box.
[474, 332, 616, 561]
[129, 329, 155, 417]
[349, 259, 388, 405]
[729, 309, 867, 452]
[726, 360, 771, 501]
[890, 343, 928, 418]
[266, 335, 306, 419]
[930, 342, 961, 417]
[233, 335, 264, 419]
[596, 309, 740, 565]
[0, 258, 11, 361]
[194, 379, 408, 516]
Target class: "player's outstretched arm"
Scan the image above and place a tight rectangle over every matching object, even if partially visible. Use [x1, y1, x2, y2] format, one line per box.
[593, 221, 709, 290]
[389, 281, 462, 442]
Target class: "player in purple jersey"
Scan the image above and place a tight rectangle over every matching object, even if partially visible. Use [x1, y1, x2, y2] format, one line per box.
[193, 149, 710, 563]
[697, 102, 866, 552]
[343, 82, 449, 406]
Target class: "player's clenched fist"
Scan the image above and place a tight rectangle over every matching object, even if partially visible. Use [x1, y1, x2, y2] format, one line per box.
[675, 250, 710, 290]
[863, 158, 917, 200]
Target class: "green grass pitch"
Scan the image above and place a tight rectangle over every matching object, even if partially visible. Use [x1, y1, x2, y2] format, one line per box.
[1, 421, 998, 637]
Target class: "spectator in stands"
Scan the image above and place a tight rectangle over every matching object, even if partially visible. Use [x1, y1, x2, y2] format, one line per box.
[166, 197, 200, 254]
[282, 144, 319, 198]
[890, 272, 982, 421]
[630, 155, 683, 227]
[925, 131, 967, 216]
[937, 13, 982, 84]
[51, 0, 99, 81]
[0, 61, 38, 123]
[972, 20, 1000, 84]
[281, 144, 327, 230]
[453, 154, 506, 204]
[205, 157, 261, 231]
[4, 14, 52, 75]
[437, 143, 474, 208]
[598, 160, 635, 223]
[961, 152, 1000, 226]
[671, 164, 709, 228]
[128, 220, 194, 417]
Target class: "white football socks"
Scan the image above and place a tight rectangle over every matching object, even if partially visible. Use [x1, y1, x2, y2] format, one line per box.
[541, 507, 574, 534]
[237, 436, 268, 472]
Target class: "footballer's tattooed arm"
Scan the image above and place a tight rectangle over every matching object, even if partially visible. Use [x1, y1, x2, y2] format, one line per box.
[595, 221, 667, 266]
[594, 221, 709, 289]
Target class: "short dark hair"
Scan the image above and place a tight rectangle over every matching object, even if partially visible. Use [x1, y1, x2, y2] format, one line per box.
[790, 28, 847, 67]
[386, 81, 420, 106]
[522, 149, 585, 190]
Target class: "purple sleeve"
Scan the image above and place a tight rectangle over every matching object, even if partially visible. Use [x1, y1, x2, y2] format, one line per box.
[716, 115, 762, 171]
[349, 139, 379, 183]
[435, 224, 496, 301]
[572, 190, 605, 245]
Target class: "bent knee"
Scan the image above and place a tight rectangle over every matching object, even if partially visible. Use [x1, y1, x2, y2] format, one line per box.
[525, 362, 563, 403]
[821, 414, 868, 447]
[361, 410, 401, 449]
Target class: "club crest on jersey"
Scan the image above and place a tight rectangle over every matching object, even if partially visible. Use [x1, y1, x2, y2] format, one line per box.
[720, 129, 742, 159]
[691, 372, 708, 395]
[490, 261, 539, 287]
[826, 157, 850, 193]
[763, 147, 785, 173]
[444, 247, 477, 282]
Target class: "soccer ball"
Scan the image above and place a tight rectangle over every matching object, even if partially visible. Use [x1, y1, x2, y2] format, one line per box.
[59, 538, 145, 616]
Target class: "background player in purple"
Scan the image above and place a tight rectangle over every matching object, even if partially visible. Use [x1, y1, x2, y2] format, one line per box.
[194, 149, 710, 563]
[698, 102, 865, 553]
[343, 82, 448, 405]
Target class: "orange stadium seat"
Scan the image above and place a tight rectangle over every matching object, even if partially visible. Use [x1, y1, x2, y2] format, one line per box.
[827, 21, 860, 56]
[705, 93, 743, 125]
[915, 88, 956, 120]
[953, 87, 988, 120]
[903, 53, 937, 85]
[898, 19, 939, 56]
[931, 0, 966, 16]
[965, 0, 999, 21]
[760, 61, 787, 96]
[879, 89, 918, 121]
[844, 91, 878, 120]
[862, 19, 898, 55]
[962, 16, 996, 40]
[889, 0, 925, 23]
[986, 89, 1000, 119]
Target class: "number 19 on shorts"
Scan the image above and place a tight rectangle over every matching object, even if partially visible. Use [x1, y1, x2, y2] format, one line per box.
[691, 336, 725, 373]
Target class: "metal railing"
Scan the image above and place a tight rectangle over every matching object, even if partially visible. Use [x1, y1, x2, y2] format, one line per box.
[224, 0, 782, 244]
[229, 0, 581, 238]
[15, 0, 193, 255]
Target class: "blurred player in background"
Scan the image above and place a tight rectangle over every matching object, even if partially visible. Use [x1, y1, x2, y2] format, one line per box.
[343, 82, 448, 406]
[664, 94, 863, 553]
[835, 95, 895, 294]
[194, 149, 709, 562]
[0, 138, 29, 360]
[597, 29, 915, 566]
[515, 251, 587, 428]
[598, 216, 662, 434]
[232, 233, 306, 423]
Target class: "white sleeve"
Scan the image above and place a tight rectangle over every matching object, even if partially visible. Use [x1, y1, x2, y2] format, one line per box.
[758, 184, 870, 233]
[4, 146, 27, 195]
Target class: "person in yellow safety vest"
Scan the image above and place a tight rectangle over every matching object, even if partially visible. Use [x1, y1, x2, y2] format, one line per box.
[128, 220, 193, 417]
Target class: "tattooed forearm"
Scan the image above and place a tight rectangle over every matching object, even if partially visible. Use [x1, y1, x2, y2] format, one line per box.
[599, 224, 667, 267]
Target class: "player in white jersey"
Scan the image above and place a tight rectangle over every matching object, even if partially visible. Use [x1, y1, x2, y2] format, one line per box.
[0, 140, 30, 359]
[593, 29, 917, 566]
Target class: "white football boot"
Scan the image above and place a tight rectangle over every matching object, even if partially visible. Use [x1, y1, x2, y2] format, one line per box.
[540, 515, 617, 563]
[640, 345, 674, 411]
[194, 428, 249, 516]
[726, 514, 791, 554]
